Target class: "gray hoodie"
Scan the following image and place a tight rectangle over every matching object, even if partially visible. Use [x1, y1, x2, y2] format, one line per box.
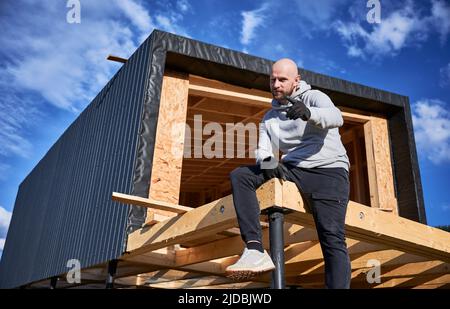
[256, 80, 350, 171]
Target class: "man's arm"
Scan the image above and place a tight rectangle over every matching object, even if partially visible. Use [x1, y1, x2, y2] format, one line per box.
[307, 91, 343, 129]
[255, 121, 276, 165]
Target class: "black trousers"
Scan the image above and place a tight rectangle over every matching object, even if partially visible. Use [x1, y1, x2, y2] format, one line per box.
[229, 163, 351, 289]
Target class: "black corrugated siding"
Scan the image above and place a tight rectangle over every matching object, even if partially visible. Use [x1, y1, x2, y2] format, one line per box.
[0, 37, 152, 288]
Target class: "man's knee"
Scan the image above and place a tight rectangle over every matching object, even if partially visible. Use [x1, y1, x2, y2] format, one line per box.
[229, 166, 246, 184]
[230, 165, 260, 185]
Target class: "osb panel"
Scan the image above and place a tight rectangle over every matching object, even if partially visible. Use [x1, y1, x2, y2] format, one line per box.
[149, 71, 189, 205]
[370, 116, 398, 214]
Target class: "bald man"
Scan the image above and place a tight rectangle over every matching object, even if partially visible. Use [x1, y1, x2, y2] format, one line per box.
[226, 58, 351, 289]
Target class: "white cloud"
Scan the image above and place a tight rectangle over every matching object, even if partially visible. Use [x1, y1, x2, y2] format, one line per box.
[412, 99, 450, 164]
[0, 163, 11, 181]
[335, 1, 450, 58]
[240, 4, 269, 45]
[115, 0, 153, 34]
[347, 45, 363, 57]
[274, 44, 285, 53]
[0, 206, 12, 240]
[0, 205, 11, 257]
[177, 0, 192, 13]
[335, 4, 425, 58]
[0, 1, 143, 113]
[0, 89, 39, 158]
[294, 0, 350, 27]
[155, 14, 190, 38]
[0, 0, 190, 159]
[429, 0, 450, 44]
[440, 63, 450, 87]
[115, 0, 155, 42]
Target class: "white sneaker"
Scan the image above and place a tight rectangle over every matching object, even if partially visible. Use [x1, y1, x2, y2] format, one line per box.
[225, 248, 276, 280]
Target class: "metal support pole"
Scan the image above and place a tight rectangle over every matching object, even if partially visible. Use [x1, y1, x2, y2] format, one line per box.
[266, 206, 287, 289]
[105, 259, 118, 289]
[50, 276, 58, 289]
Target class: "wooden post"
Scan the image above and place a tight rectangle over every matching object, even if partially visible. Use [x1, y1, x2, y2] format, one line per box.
[148, 70, 189, 220]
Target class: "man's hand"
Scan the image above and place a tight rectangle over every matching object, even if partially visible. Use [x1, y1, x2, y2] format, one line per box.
[261, 158, 288, 181]
[285, 96, 311, 121]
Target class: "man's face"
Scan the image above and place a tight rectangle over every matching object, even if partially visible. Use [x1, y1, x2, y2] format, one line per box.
[270, 62, 299, 102]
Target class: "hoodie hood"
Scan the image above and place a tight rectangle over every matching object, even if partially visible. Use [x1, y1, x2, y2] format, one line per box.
[271, 80, 311, 110]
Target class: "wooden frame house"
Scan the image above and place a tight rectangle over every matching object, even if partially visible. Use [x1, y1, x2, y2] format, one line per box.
[1, 30, 448, 289]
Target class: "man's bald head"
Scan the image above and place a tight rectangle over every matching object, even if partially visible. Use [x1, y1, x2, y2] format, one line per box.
[272, 58, 299, 79]
[270, 58, 301, 103]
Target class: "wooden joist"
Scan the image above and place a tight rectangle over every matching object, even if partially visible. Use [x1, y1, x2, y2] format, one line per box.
[125, 195, 238, 255]
[113, 177, 450, 289]
[188, 75, 272, 108]
[279, 180, 450, 263]
[121, 178, 450, 264]
[174, 224, 318, 267]
[112, 192, 192, 214]
[106, 55, 127, 63]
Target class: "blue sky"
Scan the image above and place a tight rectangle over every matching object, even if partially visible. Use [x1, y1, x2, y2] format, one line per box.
[0, 0, 449, 257]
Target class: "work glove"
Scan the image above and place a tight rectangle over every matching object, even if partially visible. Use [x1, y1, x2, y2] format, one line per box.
[261, 157, 288, 181]
[285, 96, 311, 121]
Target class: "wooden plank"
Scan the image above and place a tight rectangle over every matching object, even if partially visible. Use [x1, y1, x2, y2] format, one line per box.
[112, 192, 192, 214]
[285, 247, 431, 277]
[175, 224, 318, 266]
[106, 55, 127, 63]
[137, 270, 201, 286]
[190, 98, 267, 118]
[341, 111, 371, 123]
[146, 275, 234, 289]
[192, 281, 269, 289]
[125, 180, 280, 256]
[189, 75, 273, 105]
[353, 273, 450, 289]
[280, 181, 450, 262]
[339, 106, 378, 121]
[381, 260, 448, 278]
[289, 262, 450, 288]
[351, 129, 363, 202]
[125, 195, 238, 255]
[119, 179, 450, 289]
[149, 71, 189, 206]
[370, 115, 398, 213]
[188, 77, 272, 108]
[364, 120, 380, 208]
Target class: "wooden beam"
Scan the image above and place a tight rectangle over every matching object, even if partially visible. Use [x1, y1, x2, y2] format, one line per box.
[146, 275, 234, 289]
[127, 180, 282, 255]
[125, 180, 280, 256]
[364, 120, 380, 208]
[118, 179, 450, 289]
[112, 192, 192, 214]
[352, 273, 450, 289]
[174, 224, 318, 266]
[125, 195, 238, 255]
[188, 75, 271, 107]
[280, 181, 450, 262]
[370, 115, 398, 213]
[149, 71, 189, 206]
[285, 247, 432, 278]
[192, 281, 269, 289]
[137, 269, 202, 285]
[106, 55, 127, 63]
[288, 261, 449, 288]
